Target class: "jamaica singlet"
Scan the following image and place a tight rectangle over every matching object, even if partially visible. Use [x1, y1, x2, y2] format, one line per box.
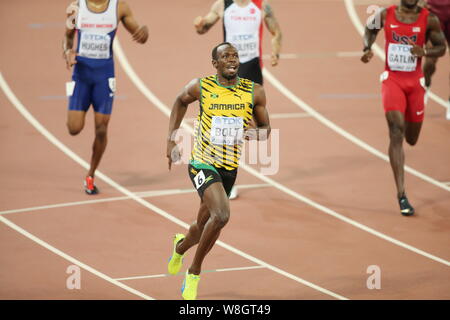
[191, 75, 254, 170]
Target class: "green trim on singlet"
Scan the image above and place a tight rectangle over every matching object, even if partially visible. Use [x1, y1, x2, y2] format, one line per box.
[189, 160, 219, 174]
[214, 75, 241, 89]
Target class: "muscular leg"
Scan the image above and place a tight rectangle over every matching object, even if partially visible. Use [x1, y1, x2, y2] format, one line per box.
[385, 111, 406, 198]
[67, 110, 86, 136]
[185, 182, 230, 275]
[405, 121, 423, 146]
[177, 201, 212, 254]
[87, 112, 110, 178]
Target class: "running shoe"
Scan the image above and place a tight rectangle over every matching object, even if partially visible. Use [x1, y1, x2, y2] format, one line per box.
[181, 271, 200, 300]
[84, 176, 98, 195]
[229, 186, 238, 200]
[399, 195, 415, 216]
[168, 233, 185, 275]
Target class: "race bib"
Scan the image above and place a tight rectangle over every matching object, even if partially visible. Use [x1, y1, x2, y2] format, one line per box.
[79, 32, 111, 59]
[66, 81, 76, 96]
[193, 170, 206, 189]
[229, 33, 259, 63]
[387, 43, 417, 72]
[210, 116, 244, 146]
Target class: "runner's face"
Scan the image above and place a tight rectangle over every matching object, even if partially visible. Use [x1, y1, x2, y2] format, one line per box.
[214, 45, 240, 80]
[400, 0, 419, 9]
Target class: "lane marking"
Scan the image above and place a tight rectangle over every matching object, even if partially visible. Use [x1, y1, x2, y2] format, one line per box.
[262, 51, 362, 60]
[262, 68, 450, 193]
[0, 184, 271, 216]
[343, 0, 448, 109]
[319, 93, 380, 99]
[0, 215, 154, 300]
[113, 39, 450, 270]
[115, 265, 266, 281]
[0, 72, 347, 300]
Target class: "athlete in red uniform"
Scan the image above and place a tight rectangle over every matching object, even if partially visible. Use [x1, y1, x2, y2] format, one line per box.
[361, 0, 446, 216]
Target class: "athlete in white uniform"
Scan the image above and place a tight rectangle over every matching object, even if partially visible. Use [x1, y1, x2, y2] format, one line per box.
[194, 0, 282, 85]
[63, 0, 148, 195]
[194, 0, 281, 199]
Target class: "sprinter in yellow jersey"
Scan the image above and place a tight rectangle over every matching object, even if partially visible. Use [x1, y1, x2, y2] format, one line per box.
[166, 42, 271, 300]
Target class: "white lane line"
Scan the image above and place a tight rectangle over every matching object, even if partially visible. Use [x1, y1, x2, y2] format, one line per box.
[269, 112, 311, 119]
[114, 39, 450, 270]
[263, 68, 450, 193]
[0, 215, 154, 300]
[262, 52, 362, 59]
[344, 0, 448, 109]
[0, 184, 271, 216]
[0, 72, 347, 300]
[115, 265, 266, 281]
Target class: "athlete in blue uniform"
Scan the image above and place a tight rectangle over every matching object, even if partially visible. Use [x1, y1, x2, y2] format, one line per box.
[63, 0, 148, 194]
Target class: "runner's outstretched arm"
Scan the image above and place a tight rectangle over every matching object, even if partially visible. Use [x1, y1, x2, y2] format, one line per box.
[119, 1, 149, 44]
[166, 79, 200, 170]
[361, 8, 386, 63]
[246, 83, 271, 141]
[263, 0, 282, 66]
[194, 0, 223, 34]
[418, 14, 446, 58]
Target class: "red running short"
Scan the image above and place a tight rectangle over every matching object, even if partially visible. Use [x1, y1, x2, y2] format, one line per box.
[380, 71, 426, 123]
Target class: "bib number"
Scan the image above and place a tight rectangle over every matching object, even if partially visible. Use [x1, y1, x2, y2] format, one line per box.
[210, 116, 244, 146]
[387, 43, 417, 72]
[193, 170, 206, 189]
[79, 32, 111, 59]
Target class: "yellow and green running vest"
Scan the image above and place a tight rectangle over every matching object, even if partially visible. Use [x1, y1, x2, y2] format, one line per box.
[191, 75, 254, 170]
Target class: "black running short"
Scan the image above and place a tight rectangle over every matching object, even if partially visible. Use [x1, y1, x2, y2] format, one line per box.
[188, 160, 237, 199]
[238, 57, 263, 85]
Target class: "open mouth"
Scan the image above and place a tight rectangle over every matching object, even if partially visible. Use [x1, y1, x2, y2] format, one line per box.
[226, 65, 238, 72]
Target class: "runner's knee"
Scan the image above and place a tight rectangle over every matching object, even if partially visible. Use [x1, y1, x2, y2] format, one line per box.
[388, 123, 404, 143]
[67, 122, 83, 136]
[210, 208, 229, 229]
[405, 136, 418, 146]
[95, 123, 108, 139]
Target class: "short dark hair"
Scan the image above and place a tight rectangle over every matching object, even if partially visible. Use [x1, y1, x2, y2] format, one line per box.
[212, 42, 233, 60]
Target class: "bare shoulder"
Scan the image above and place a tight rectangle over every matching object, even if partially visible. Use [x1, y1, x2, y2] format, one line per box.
[117, 0, 131, 18]
[211, 0, 224, 17]
[427, 12, 442, 28]
[184, 78, 201, 100]
[253, 83, 266, 105]
[262, 0, 276, 19]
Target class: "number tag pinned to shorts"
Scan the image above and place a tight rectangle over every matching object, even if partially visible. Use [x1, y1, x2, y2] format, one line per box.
[66, 81, 76, 96]
[108, 78, 116, 93]
[193, 170, 206, 189]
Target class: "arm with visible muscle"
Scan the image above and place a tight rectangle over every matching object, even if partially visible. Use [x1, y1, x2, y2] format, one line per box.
[423, 14, 446, 57]
[409, 14, 446, 57]
[167, 79, 200, 169]
[118, 0, 149, 43]
[361, 8, 386, 63]
[194, 0, 223, 35]
[245, 84, 271, 141]
[263, 0, 282, 66]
